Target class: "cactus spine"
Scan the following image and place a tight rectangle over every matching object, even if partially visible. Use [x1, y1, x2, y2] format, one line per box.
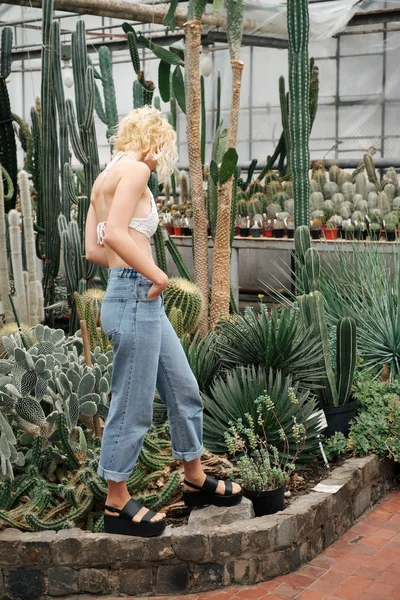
[0, 27, 17, 211]
[288, 0, 311, 228]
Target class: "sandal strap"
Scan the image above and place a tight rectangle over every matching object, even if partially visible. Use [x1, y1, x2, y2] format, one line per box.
[184, 475, 219, 493]
[224, 480, 233, 496]
[105, 498, 147, 521]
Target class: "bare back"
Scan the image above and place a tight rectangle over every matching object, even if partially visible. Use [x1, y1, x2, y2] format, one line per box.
[91, 155, 155, 268]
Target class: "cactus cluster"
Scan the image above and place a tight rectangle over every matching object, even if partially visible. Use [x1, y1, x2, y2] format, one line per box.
[74, 289, 111, 353]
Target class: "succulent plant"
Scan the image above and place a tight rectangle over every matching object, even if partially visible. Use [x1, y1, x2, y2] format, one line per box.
[163, 277, 204, 335]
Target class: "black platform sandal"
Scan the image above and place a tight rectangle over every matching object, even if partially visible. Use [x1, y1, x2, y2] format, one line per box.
[182, 475, 242, 508]
[103, 498, 166, 537]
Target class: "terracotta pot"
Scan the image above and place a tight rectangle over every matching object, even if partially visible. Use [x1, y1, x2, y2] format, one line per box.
[165, 225, 174, 235]
[263, 229, 274, 238]
[325, 228, 338, 240]
[234, 226, 240, 236]
[173, 226, 184, 236]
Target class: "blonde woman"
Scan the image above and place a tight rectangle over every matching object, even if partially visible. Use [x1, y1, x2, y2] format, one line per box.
[85, 107, 241, 538]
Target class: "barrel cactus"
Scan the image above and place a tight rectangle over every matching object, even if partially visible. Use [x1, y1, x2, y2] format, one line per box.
[163, 278, 205, 335]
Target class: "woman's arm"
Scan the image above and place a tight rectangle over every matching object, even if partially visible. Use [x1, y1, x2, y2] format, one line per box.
[104, 162, 167, 287]
[85, 204, 110, 267]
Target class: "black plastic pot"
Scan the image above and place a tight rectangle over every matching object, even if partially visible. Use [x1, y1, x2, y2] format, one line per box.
[244, 485, 285, 517]
[310, 230, 322, 240]
[354, 230, 365, 240]
[287, 229, 295, 239]
[273, 229, 284, 239]
[323, 399, 359, 438]
[338, 227, 345, 240]
[345, 231, 354, 241]
[385, 230, 396, 242]
[251, 228, 261, 238]
[369, 229, 381, 241]
[183, 227, 192, 236]
[239, 228, 250, 238]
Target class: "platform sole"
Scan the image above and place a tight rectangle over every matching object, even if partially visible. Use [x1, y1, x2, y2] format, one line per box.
[182, 490, 242, 508]
[103, 514, 166, 537]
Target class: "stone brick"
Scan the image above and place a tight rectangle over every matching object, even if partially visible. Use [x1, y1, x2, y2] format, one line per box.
[353, 485, 372, 520]
[0, 570, 3, 593]
[335, 504, 353, 538]
[8, 568, 45, 600]
[323, 519, 336, 549]
[227, 559, 258, 584]
[53, 531, 133, 567]
[360, 455, 380, 484]
[48, 566, 79, 596]
[171, 528, 208, 562]
[0, 528, 23, 566]
[242, 515, 279, 555]
[118, 567, 153, 596]
[259, 550, 286, 579]
[142, 529, 174, 561]
[19, 531, 56, 566]
[210, 531, 243, 561]
[156, 563, 190, 594]
[106, 534, 145, 567]
[188, 497, 254, 527]
[284, 494, 328, 542]
[79, 568, 110, 594]
[285, 544, 301, 571]
[308, 528, 323, 561]
[192, 562, 225, 590]
[371, 481, 385, 504]
[275, 515, 295, 549]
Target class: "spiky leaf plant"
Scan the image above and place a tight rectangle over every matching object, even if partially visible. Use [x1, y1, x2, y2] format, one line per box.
[203, 366, 324, 462]
[216, 305, 326, 392]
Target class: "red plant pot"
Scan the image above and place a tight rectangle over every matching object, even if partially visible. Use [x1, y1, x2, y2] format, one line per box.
[165, 225, 174, 235]
[325, 228, 339, 240]
[173, 226, 184, 236]
[264, 229, 274, 238]
[234, 226, 240, 236]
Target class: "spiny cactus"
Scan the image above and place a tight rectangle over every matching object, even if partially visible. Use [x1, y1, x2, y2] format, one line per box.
[288, 0, 310, 228]
[0, 27, 17, 211]
[168, 306, 184, 338]
[164, 277, 205, 335]
[0, 172, 12, 323]
[298, 290, 356, 408]
[8, 210, 28, 324]
[93, 46, 119, 144]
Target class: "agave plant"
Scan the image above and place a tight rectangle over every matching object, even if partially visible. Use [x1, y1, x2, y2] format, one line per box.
[216, 305, 326, 392]
[181, 331, 221, 394]
[203, 365, 325, 463]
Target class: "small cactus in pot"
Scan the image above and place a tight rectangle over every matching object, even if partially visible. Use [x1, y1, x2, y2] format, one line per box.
[310, 218, 323, 240]
[273, 218, 285, 238]
[325, 218, 339, 241]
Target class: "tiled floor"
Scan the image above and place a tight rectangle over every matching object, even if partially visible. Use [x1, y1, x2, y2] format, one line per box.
[153, 490, 400, 600]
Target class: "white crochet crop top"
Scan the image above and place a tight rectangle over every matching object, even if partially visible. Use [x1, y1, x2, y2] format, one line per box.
[96, 152, 158, 244]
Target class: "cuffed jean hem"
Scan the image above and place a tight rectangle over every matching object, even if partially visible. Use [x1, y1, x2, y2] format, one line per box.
[172, 445, 205, 462]
[97, 464, 131, 482]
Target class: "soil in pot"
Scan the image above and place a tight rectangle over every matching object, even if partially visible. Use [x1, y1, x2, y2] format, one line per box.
[244, 485, 285, 517]
[273, 229, 284, 239]
[323, 399, 359, 438]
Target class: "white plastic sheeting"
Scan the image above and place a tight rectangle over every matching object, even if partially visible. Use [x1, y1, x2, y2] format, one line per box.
[242, 0, 362, 41]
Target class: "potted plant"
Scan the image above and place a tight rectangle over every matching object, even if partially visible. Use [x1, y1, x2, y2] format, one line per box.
[343, 221, 354, 241]
[173, 217, 184, 236]
[385, 222, 397, 242]
[263, 218, 274, 238]
[324, 219, 339, 241]
[286, 218, 295, 239]
[299, 289, 358, 438]
[224, 390, 307, 517]
[310, 219, 322, 240]
[369, 222, 381, 241]
[273, 218, 285, 238]
[239, 216, 250, 238]
[353, 222, 366, 241]
[251, 218, 262, 238]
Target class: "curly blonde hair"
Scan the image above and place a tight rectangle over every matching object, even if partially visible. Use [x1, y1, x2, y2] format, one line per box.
[111, 106, 178, 184]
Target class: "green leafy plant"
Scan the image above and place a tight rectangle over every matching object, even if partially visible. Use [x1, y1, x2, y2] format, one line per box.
[225, 387, 307, 492]
[203, 366, 324, 463]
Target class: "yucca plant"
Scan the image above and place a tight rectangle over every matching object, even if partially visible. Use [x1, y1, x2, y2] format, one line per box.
[203, 366, 325, 463]
[216, 305, 326, 392]
[181, 331, 221, 395]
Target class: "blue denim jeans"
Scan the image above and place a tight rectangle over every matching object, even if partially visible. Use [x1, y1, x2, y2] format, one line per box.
[97, 267, 204, 482]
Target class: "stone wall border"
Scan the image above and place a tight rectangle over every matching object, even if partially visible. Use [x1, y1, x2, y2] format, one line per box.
[0, 455, 398, 599]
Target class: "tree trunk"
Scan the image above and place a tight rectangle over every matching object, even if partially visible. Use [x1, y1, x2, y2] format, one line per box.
[184, 19, 209, 336]
[210, 59, 243, 329]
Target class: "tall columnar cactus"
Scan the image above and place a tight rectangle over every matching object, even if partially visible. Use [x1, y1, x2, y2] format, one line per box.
[94, 46, 119, 145]
[287, 0, 311, 228]
[210, 0, 244, 328]
[298, 290, 357, 408]
[66, 20, 100, 288]
[0, 27, 17, 212]
[0, 170, 12, 322]
[163, 277, 205, 335]
[52, 22, 69, 213]
[18, 170, 43, 325]
[40, 0, 61, 310]
[8, 210, 28, 324]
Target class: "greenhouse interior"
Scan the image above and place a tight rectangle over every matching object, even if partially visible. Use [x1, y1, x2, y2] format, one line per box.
[1, 1, 400, 599]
